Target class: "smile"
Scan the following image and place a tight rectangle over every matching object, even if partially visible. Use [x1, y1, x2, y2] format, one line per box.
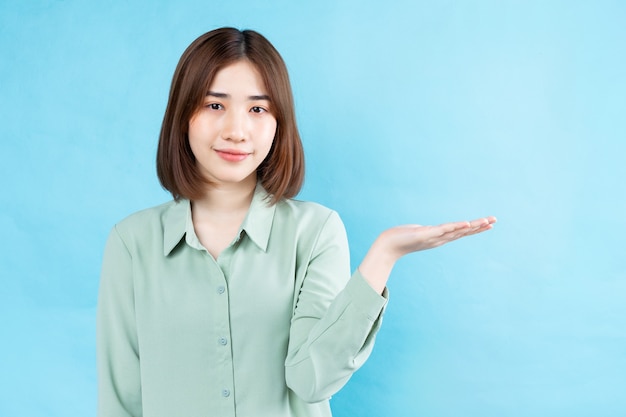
[215, 149, 251, 162]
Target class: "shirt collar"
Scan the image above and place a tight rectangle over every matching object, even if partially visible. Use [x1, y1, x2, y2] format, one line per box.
[241, 183, 276, 252]
[163, 199, 190, 256]
[162, 183, 276, 256]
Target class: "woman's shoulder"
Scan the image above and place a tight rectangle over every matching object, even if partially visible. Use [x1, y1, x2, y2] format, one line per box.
[276, 197, 344, 228]
[116, 200, 177, 224]
[279, 197, 334, 215]
[111, 199, 186, 239]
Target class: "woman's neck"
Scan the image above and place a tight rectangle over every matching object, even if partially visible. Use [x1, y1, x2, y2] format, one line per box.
[191, 176, 257, 218]
[189, 176, 257, 258]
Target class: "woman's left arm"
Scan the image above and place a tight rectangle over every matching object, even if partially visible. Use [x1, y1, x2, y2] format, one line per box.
[284, 211, 388, 403]
[284, 213, 496, 403]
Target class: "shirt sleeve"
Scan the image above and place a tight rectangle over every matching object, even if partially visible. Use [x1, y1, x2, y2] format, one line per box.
[284, 211, 389, 403]
[97, 225, 143, 417]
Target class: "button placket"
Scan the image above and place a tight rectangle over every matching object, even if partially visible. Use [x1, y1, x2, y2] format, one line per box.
[209, 248, 236, 408]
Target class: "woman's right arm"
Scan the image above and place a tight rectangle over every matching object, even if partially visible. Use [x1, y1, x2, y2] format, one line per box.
[97, 226, 143, 417]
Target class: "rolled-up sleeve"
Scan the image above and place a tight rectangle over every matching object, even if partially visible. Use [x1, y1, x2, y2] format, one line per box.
[97, 226, 143, 417]
[285, 212, 388, 403]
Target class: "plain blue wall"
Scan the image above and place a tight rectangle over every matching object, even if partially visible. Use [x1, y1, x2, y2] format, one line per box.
[1, 1, 625, 416]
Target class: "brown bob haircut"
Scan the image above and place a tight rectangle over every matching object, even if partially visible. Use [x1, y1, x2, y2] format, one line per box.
[156, 27, 304, 205]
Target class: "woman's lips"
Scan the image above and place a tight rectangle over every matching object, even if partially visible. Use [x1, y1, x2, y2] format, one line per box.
[215, 149, 251, 162]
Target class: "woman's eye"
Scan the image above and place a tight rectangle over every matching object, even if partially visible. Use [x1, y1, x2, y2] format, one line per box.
[250, 106, 266, 113]
[207, 103, 223, 110]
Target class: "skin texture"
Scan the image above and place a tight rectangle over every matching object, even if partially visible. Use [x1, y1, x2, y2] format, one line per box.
[188, 60, 276, 189]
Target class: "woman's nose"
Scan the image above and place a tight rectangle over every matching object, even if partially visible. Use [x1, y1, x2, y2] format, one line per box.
[222, 110, 246, 142]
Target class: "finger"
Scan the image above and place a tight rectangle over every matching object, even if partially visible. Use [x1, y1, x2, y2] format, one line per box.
[464, 217, 497, 233]
[437, 221, 471, 235]
[448, 218, 495, 239]
[466, 225, 493, 235]
[469, 217, 490, 228]
[438, 226, 476, 243]
[432, 217, 495, 241]
[463, 223, 494, 237]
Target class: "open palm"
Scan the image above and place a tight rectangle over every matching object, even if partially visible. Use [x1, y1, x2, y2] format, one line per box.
[381, 216, 497, 258]
[359, 216, 497, 294]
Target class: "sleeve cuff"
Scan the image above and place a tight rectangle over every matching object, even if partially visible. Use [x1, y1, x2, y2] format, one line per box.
[345, 269, 389, 322]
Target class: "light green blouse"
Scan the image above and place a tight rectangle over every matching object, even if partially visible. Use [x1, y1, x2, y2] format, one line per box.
[97, 185, 388, 417]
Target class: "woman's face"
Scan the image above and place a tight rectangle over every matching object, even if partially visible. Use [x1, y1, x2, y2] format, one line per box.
[188, 60, 277, 190]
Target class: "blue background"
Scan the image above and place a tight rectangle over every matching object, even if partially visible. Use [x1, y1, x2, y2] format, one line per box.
[1, 1, 625, 416]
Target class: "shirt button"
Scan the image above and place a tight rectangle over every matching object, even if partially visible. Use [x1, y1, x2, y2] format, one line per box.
[217, 286, 226, 294]
[222, 389, 231, 397]
[218, 337, 228, 346]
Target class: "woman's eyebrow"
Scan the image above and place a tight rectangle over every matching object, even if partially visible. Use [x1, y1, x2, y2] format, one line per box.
[249, 94, 271, 101]
[207, 91, 228, 98]
[207, 91, 270, 101]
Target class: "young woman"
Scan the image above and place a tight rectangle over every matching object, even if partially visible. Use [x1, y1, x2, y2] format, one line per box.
[97, 27, 496, 417]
